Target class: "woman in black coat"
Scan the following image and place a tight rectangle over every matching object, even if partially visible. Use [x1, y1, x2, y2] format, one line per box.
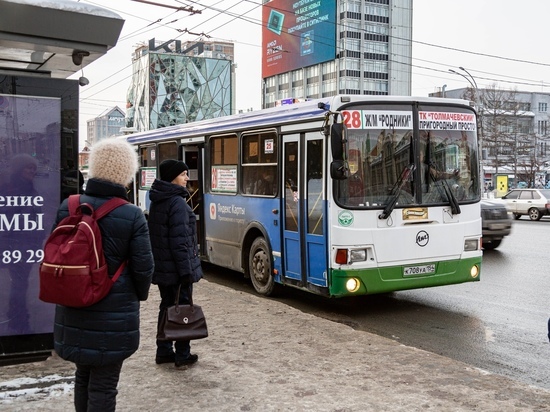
[53, 139, 154, 412]
[148, 159, 203, 367]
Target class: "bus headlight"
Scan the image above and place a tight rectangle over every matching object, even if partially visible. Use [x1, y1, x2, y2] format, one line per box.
[346, 278, 361, 293]
[464, 238, 479, 251]
[470, 265, 480, 278]
[349, 249, 367, 263]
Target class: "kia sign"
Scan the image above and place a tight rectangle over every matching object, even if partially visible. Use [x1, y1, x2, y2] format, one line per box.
[262, 0, 336, 78]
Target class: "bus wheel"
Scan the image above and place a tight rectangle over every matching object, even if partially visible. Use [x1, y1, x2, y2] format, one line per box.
[249, 237, 275, 296]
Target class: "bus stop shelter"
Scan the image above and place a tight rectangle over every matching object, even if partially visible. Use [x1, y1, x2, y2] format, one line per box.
[0, 0, 123, 78]
[0, 0, 123, 365]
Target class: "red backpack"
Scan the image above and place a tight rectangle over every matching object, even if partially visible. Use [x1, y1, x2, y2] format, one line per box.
[39, 195, 128, 307]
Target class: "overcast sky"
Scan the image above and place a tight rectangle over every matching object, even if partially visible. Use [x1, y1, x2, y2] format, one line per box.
[75, 0, 550, 146]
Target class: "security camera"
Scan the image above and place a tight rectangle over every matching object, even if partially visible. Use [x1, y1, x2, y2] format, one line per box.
[78, 76, 89, 87]
[72, 50, 90, 66]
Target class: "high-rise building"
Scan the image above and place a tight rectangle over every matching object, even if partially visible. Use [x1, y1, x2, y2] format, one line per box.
[86, 106, 125, 146]
[262, 0, 412, 107]
[125, 39, 235, 132]
[261, 0, 412, 108]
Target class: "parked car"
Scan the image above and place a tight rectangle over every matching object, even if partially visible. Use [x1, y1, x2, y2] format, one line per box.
[501, 188, 550, 221]
[481, 200, 512, 250]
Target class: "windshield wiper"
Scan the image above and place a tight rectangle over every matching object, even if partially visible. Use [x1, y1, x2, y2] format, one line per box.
[428, 162, 461, 215]
[379, 163, 415, 220]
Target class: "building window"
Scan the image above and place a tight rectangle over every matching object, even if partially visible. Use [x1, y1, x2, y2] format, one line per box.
[365, 22, 389, 35]
[538, 120, 548, 135]
[365, 42, 388, 54]
[342, 19, 361, 31]
[342, 38, 361, 52]
[539, 102, 548, 112]
[344, 58, 360, 71]
[305, 65, 319, 79]
[364, 79, 388, 92]
[364, 60, 388, 73]
[341, 0, 361, 13]
[365, 4, 389, 17]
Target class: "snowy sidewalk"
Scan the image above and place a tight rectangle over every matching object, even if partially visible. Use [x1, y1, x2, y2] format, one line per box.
[1, 280, 550, 411]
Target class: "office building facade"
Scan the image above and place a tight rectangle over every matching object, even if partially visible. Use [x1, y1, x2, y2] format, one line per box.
[125, 39, 234, 132]
[86, 106, 125, 146]
[262, 0, 412, 108]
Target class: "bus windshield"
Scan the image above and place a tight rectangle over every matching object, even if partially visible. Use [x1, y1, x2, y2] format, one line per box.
[335, 104, 479, 209]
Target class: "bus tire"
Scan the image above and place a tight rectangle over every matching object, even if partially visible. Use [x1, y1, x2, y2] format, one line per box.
[248, 237, 275, 296]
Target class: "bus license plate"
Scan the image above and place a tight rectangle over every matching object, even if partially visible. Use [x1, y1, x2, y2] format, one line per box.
[403, 264, 436, 276]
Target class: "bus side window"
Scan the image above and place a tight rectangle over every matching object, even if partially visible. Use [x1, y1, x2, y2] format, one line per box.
[242, 131, 278, 196]
[243, 167, 257, 194]
[253, 167, 276, 196]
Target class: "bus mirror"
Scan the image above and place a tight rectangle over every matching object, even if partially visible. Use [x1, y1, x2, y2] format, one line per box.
[331, 123, 345, 161]
[331, 160, 348, 180]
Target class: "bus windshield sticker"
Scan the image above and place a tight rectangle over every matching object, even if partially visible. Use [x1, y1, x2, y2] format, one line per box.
[342, 110, 413, 130]
[418, 111, 476, 131]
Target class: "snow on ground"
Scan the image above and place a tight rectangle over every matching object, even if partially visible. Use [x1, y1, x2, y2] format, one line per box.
[0, 374, 73, 405]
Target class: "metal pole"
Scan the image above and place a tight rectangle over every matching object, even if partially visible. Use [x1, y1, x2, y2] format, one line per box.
[449, 68, 484, 196]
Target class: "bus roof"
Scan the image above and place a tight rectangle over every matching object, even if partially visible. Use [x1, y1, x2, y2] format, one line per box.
[125, 95, 473, 145]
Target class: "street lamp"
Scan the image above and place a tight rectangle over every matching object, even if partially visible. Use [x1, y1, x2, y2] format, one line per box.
[459, 67, 479, 90]
[449, 67, 485, 194]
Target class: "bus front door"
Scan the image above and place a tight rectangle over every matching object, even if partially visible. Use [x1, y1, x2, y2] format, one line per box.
[179, 143, 204, 254]
[282, 133, 327, 291]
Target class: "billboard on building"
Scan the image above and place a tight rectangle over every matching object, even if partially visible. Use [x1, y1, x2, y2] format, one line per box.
[262, 0, 336, 78]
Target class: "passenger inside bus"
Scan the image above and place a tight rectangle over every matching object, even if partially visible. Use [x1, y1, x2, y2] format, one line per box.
[252, 168, 276, 196]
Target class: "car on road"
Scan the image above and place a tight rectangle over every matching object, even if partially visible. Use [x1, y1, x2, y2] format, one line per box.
[501, 188, 550, 221]
[481, 200, 512, 250]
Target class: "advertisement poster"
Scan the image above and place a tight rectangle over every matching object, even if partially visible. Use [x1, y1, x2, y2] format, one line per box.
[211, 166, 237, 193]
[262, 0, 336, 77]
[0, 94, 61, 337]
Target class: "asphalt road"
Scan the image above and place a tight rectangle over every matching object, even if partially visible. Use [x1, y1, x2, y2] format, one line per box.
[203, 216, 550, 390]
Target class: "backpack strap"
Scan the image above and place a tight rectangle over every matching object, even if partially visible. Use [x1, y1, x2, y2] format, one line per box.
[94, 197, 129, 281]
[111, 261, 126, 283]
[94, 197, 129, 220]
[68, 194, 82, 216]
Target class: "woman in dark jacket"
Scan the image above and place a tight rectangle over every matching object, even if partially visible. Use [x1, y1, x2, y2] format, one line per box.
[53, 138, 154, 412]
[148, 159, 203, 367]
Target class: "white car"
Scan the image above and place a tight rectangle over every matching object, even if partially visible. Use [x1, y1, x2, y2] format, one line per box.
[501, 188, 550, 221]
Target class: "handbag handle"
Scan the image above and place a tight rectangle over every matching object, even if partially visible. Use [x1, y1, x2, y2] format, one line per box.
[173, 284, 193, 307]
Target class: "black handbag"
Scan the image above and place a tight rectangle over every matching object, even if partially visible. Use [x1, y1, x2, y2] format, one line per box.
[157, 285, 208, 341]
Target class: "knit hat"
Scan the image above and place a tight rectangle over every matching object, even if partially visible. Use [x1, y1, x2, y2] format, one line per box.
[88, 138, 138, 186]
[159, 159, 189, 182]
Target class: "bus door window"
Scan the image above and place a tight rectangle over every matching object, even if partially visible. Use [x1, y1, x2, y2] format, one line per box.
[137, 145, 157, 209]
[183, 148, 200, 209]
[307, 139, 324, 235]
[182, 146, 203, 249]
[284, 141, 299, 231]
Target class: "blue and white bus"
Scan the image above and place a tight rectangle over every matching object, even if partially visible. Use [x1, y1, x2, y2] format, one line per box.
[126, 95, 482, 297]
